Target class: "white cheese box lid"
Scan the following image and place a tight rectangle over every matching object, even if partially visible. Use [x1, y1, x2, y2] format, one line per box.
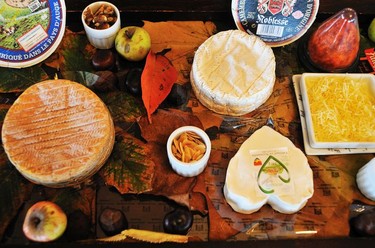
[0, 0, 66, 68]
[231, 0, 319, 47]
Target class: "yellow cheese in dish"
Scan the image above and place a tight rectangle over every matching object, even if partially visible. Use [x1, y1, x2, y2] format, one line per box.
[305, 76, 375, 143]
[224, 126, 314, 214]
[1, 79, 115, 188]
[190, 30, 276, 116]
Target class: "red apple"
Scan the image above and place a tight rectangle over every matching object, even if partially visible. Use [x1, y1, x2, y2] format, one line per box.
[22, 201, 67, 242]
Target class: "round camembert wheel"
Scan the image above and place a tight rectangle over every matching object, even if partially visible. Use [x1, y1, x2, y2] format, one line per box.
[190, 29, 276, 116]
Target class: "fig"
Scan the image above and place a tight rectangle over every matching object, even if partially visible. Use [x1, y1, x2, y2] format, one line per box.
[351, 210, 375, 236]
[92, 70, 118, 92]
[92, 49, 116, 71]
[166, 83, 188, 106]
[124, 67, 143, 96]
[163, 207, 193, 235]
[99, 207, 128, 236]
[307, 8, 360, 72]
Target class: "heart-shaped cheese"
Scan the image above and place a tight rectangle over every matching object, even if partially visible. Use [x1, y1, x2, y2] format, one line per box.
[224, 126, 314, 214]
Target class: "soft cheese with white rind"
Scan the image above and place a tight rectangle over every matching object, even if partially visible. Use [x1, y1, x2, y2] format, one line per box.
[356, 158, 375, 201]
[190, 30, 276, 116]
[224, 126, 314, 214]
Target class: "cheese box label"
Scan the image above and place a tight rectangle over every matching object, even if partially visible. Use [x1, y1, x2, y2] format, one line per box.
[0, 0, 66, 68]
[249, 147, 295, 196]
[231, 0, 319, 47]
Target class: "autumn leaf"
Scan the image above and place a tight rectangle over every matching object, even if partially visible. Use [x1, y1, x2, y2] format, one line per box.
[50, 30, 95, 73]
[100, 91, 145, 124]
[0, 147, 33, 239]
[141, 51, 178, 123]
[0, 66, 48, 93]
[99, 132, 155, 194]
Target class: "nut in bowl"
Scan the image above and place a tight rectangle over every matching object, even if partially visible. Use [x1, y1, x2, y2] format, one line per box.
[167, 126, 211, 177]
[81, 1, 121, 49]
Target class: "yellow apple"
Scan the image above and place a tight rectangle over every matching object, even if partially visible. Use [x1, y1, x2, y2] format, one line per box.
[115, 26, 151, 61]
[368, 18, 375, 43]
[22, 201, 67, 242]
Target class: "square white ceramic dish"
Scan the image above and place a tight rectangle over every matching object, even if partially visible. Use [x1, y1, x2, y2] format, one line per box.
[293, 75, 375, 155]
[300, 73, 375, 149]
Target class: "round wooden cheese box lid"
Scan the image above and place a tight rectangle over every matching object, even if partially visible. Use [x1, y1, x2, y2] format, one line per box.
[1, 79, 115, 188]
[0, 0, 66, 68]
[231, 0, 319, 47]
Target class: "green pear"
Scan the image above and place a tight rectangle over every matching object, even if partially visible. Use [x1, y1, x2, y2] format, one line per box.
[368, 18, 375, 43]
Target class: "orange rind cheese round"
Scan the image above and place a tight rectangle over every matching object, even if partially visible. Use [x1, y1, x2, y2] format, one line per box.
[1, 79, 115, 188]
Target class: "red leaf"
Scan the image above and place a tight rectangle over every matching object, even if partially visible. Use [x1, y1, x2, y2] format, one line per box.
[141, 51, 178, 123]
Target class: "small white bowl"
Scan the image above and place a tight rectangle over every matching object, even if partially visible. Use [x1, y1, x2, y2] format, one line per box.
[167, 126, 211, 177]
[357, 158, 375, 201]
[81, 1, 121, 49]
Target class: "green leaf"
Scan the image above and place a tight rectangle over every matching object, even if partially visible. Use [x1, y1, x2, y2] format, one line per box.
[0, 66, 48, 93]
[100, 133, 154, 194]
[100, 91, 145, 123]
[61, 71, 100, 87]
[0, 147, 33, 239]
[59, 32, 95, 73]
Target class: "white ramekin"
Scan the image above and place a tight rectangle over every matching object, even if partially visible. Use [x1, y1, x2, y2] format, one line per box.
[81, 1, 121, 49]
[166, 126, 211, 177]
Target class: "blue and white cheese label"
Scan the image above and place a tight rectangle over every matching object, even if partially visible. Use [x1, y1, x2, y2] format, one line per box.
[232, 0, 319, 47]
[0, 0, 66, 68]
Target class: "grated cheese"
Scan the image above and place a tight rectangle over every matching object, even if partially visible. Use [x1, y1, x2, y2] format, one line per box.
[305, 76, 375, 142]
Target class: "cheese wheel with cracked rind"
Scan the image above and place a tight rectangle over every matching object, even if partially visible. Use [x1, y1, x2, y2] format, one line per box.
[190, 30, 276, 116]
[1, 79, 115, 188]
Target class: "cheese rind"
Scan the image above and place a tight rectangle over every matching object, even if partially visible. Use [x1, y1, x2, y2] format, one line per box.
[190, 30, 276, 116]
[2, 79, 115, 188]
[356, 158, 375, 201]
[224, 126, 314, 214]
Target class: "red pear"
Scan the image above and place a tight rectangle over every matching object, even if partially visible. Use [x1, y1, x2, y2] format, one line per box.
[307, 8, 360, 72]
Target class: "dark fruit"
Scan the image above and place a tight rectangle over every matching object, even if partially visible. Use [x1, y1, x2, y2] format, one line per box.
[125, 67, 143, 96]
[166, 83, 188, 106]
[91, 71, 118, 92]
[307, 8, 360, 72]
[351, 211, 375, 236]
[92, 49, 116, 71]
[99, 207, 128, 236]
[65, 210, 91, 241]
[163, 207, 193, 235]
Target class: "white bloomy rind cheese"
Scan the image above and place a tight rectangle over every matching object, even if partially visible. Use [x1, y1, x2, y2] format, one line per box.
[356, 158, 375, 201]
[224, 126, 314, 214]
[190, 30, 276, 116]
[2, 79, 115, 188]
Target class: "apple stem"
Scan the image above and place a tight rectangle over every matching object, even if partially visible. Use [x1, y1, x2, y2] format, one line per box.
[125, 28, 135, 39]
